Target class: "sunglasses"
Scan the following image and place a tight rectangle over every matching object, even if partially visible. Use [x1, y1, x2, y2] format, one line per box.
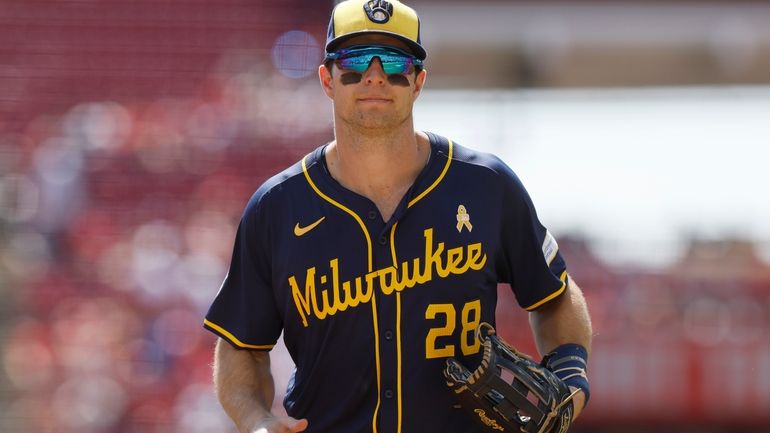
[325, 45, 423, 76]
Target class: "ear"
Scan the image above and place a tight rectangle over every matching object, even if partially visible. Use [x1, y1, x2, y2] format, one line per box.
[412, 68, 427, 100]
[319, 64, 335, 99]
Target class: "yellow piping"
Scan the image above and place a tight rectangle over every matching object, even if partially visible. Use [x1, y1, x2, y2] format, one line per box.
[203, 319, 274, 350]
[525, 271, 569, 311]
[408, 139, 453, 208]
[389, 223, 403, 433]
[301, 154, 380, 432]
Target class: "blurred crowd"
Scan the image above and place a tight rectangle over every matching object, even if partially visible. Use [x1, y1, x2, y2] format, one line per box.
[0, 35, 333, 433]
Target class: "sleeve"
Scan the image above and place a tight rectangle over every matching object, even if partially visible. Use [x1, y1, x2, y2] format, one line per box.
[495, 159, 569, 311]
[203, 189, 283, 350]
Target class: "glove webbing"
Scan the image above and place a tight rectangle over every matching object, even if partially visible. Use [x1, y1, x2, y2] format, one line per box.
[486, 335, 575, 433]
[457, 334, 575, 433]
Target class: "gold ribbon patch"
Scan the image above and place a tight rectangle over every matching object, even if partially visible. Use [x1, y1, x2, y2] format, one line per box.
[456, 205, 473, 233]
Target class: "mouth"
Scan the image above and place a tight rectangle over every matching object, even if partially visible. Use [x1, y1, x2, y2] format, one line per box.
[357, 97, 392, 104]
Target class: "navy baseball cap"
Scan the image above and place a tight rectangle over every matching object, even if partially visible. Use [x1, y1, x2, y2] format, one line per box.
[326, 0, 427, 60]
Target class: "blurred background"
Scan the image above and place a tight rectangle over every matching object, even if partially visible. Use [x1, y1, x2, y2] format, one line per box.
[1, 1, 769, 432]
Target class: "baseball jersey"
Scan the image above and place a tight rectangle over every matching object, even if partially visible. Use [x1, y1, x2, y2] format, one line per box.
[204, 133, 569, 433]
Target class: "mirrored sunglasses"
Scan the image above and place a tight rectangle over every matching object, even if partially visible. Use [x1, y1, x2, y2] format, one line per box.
[325, 45, 423, 76]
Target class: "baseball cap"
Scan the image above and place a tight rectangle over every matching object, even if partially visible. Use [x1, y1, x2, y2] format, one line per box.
[326, 0, 426, 60]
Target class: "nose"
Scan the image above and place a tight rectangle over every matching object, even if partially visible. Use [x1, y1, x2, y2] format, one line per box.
[362, 57, 387, 85]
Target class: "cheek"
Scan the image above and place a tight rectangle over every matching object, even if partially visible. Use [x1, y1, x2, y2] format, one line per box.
[386, 75, 410, 87]
[340, 73, 363, 85]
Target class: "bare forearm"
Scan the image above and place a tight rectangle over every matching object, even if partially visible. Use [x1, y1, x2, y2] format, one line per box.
[214, 339, 275, 433]
[529, 276, 592, 357]
[529, 276, 592, 416]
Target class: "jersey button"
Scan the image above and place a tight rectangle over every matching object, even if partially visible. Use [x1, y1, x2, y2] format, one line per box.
[384, 389, 393, 399]
[368, 210, 377, 220]
[384, 330, 393, 340]
[378, 236, 387, 245]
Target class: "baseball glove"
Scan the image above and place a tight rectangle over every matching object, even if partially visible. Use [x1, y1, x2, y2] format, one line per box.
[444, 323, 578, 433]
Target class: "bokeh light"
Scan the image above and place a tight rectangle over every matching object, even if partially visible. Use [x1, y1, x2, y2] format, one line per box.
[271, 30, 322, 79]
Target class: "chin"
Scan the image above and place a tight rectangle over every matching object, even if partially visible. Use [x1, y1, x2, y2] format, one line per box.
[354, 113, 407, 130]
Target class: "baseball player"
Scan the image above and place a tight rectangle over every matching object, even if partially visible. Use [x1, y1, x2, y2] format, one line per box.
[203, 1, 592, 433]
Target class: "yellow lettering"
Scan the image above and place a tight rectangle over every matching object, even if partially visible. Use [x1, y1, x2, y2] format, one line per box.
[378, 266, 402, 295]
[357, 276, 372, 304]
[467, 243, 487, 270]
[329, 259, 347, 312]
[341, 279, 355, 308]
[474, 409, 504, 431]
[424, 228, 448, 278]
[288, 230, 489, 327]
[445, 246, 466, 274]
[399, 257, 424, 288]
[313, 276, 330, 321]
[289, 268, 316, 328]
[365, 270, 378, 298]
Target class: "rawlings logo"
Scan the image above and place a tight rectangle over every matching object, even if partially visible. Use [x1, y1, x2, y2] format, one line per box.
[555, 411, 572, 433]
[364, 0, 393, 24]
[474, 409, 504, 431]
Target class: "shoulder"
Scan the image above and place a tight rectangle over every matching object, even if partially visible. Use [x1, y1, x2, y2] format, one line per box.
[243, 145, 325, 216]
[427, 132, 527, 190]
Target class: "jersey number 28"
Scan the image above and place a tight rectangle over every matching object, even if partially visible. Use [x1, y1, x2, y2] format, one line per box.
[424, 299, 481, 359]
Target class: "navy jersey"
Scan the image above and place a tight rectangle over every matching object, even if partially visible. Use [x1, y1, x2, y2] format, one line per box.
[204, 133, 569, 433]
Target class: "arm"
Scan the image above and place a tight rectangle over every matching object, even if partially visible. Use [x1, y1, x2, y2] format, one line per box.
[529, 276, 592, 417]
[213, 338, 308, 433]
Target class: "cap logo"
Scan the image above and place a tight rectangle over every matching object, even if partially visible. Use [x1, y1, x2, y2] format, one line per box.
[364, 0, 393, 24]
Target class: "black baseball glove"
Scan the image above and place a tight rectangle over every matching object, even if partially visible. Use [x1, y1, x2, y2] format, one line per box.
[444, 323, 578, 433]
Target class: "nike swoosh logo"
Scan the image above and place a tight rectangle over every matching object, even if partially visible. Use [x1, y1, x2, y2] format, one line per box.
[294, 217, 325, 237]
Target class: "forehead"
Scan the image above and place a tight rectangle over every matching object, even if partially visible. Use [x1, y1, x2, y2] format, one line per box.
[337, 34, 412, 53]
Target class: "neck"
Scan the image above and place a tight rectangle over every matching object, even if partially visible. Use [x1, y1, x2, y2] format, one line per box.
[335, 112, 416, 151]
[325, 124, 430, 207]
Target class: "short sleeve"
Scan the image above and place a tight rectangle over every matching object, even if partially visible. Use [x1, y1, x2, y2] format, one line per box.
[203, 189, 283, 350]
[496, 160, 569, 311]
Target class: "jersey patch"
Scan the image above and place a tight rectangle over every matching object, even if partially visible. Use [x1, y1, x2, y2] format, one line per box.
[542, 230, 559, 266]
[456, 204, 473, 233]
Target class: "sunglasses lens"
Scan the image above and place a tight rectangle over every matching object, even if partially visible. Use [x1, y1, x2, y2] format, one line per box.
[333, 46, 418, 76]
[337, 56, 373, 73]
[380, 55, 412, 75]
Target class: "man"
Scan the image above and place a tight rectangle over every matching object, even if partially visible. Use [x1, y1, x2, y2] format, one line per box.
[203, 1, 592, 432]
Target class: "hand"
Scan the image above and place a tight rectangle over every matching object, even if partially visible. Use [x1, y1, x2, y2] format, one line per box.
[252, 415, 308, 433]
[569, 387, 586, 419]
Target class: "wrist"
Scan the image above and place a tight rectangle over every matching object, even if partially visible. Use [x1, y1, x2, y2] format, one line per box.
[543, 343, 590, 404]
[240, 410, 273, 433]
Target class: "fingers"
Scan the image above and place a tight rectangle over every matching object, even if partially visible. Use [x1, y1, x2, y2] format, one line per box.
[253, 416, 308, 433]
[569, 387, 586, 419]
[290, 418, 309, 432]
